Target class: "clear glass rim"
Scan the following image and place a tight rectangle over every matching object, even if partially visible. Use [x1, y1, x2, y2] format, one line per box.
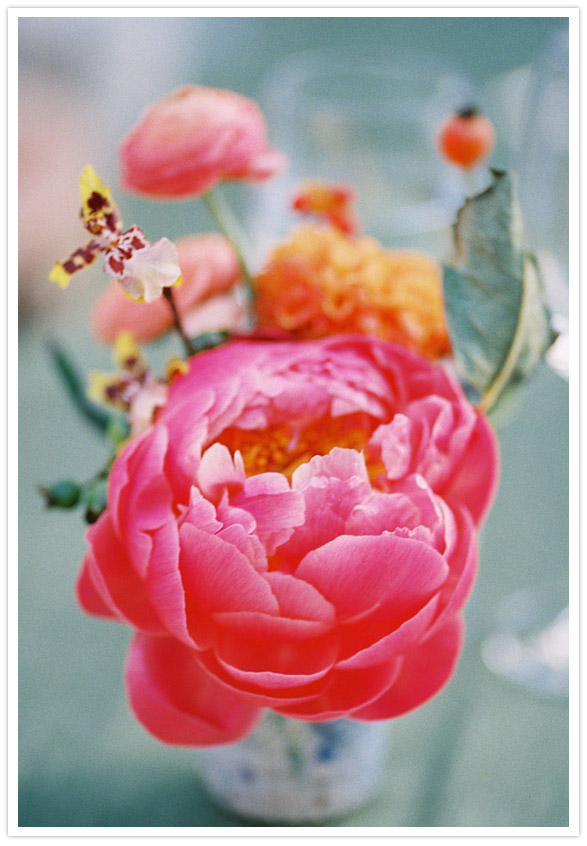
[261, 45, 474, 121]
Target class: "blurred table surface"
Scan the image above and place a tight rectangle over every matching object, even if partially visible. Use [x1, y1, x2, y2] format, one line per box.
[17, 15, 570, 830]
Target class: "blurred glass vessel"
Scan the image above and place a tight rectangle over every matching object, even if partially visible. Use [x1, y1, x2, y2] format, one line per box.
[248, 47, 475, 260]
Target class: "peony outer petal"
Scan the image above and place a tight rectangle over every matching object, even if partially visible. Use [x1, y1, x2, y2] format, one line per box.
[86, 512, 165, 634]
[275, 659, 403, 721]
[75, 555, 120, 620]
[350, 615, 464, 720]
[125, 633, 263, 746]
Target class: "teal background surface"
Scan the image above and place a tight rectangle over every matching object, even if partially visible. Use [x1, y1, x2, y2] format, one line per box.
[18, 14, 570, 829]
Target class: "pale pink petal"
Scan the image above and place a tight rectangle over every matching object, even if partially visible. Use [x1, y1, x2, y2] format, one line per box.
[196, 442, 245, 503]
[122, 237, 181, 302]
[238, 149, 288, 181]
[181, 292, 246, 337]
[175, 233, 240, 303]
[234, 473, 305, 554]
[92, 280, 171, 343]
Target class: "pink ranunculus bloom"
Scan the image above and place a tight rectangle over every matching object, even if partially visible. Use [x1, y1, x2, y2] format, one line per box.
[120, 86, 287, 199]
[92, 233, 245, 343]
[76, 336, 499, 746]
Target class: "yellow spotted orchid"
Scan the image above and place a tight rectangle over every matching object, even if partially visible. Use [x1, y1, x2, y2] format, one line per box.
[49, 166, 182, 303]
[88, 332, 187, 438]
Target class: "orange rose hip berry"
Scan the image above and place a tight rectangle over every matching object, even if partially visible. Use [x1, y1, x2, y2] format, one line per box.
[437, 106, 496, 169]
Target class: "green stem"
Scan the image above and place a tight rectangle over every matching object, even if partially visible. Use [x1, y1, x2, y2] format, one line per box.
[163, 287, 195, 357]
[202, 188, 255, 307]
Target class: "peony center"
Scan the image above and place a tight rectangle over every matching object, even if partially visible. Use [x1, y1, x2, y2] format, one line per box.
[217, 413, 380, 480]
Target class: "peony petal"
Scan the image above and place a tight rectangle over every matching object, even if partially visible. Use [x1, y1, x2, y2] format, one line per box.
[296, 532, 448, 622]
[85, 513, 165, 634]
[275, 659, 403, 721]
[178, 523, 279, 617]
[195, 647, 335, 708]
[108, 426, 171, 576]
[264, 571, 336, 623]
[345, 477, 446, 552]
[196, 442, 245, 503]
[211, 612, 339, 689]
[275, 448, 372, 568]
[351, 615, 464, 720]
[125, 633, 263, 746]
[234, 473, 305, 555]
[442, 414, 500, 527]
[75, 554, 119, 620]
[145, 520, 193, 646]
[427, 506, 478, 635]
[336, 594, 440, 669]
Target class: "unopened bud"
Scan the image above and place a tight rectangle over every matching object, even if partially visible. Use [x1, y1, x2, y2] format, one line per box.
[83, 478, 108, 524]
[39, 480, 82, 509]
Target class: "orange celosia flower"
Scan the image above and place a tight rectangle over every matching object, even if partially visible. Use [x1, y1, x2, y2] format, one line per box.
[253, 225, 451, 360]
[291, 181, 359, 235]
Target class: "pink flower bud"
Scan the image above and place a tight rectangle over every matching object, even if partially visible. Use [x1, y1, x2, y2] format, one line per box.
[120, 86, 287, 199]
[92, 233, 244, 343]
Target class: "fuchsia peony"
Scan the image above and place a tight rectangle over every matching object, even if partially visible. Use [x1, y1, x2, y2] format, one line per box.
[92, 233, 245, 343]
[77, 336, 498, 746]
[120, 86, 287, 199]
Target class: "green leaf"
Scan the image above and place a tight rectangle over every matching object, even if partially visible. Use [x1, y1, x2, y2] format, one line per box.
[189, 330, 230, 353]
[47, 340, 114, 434]
[442, 170, 555, 414]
